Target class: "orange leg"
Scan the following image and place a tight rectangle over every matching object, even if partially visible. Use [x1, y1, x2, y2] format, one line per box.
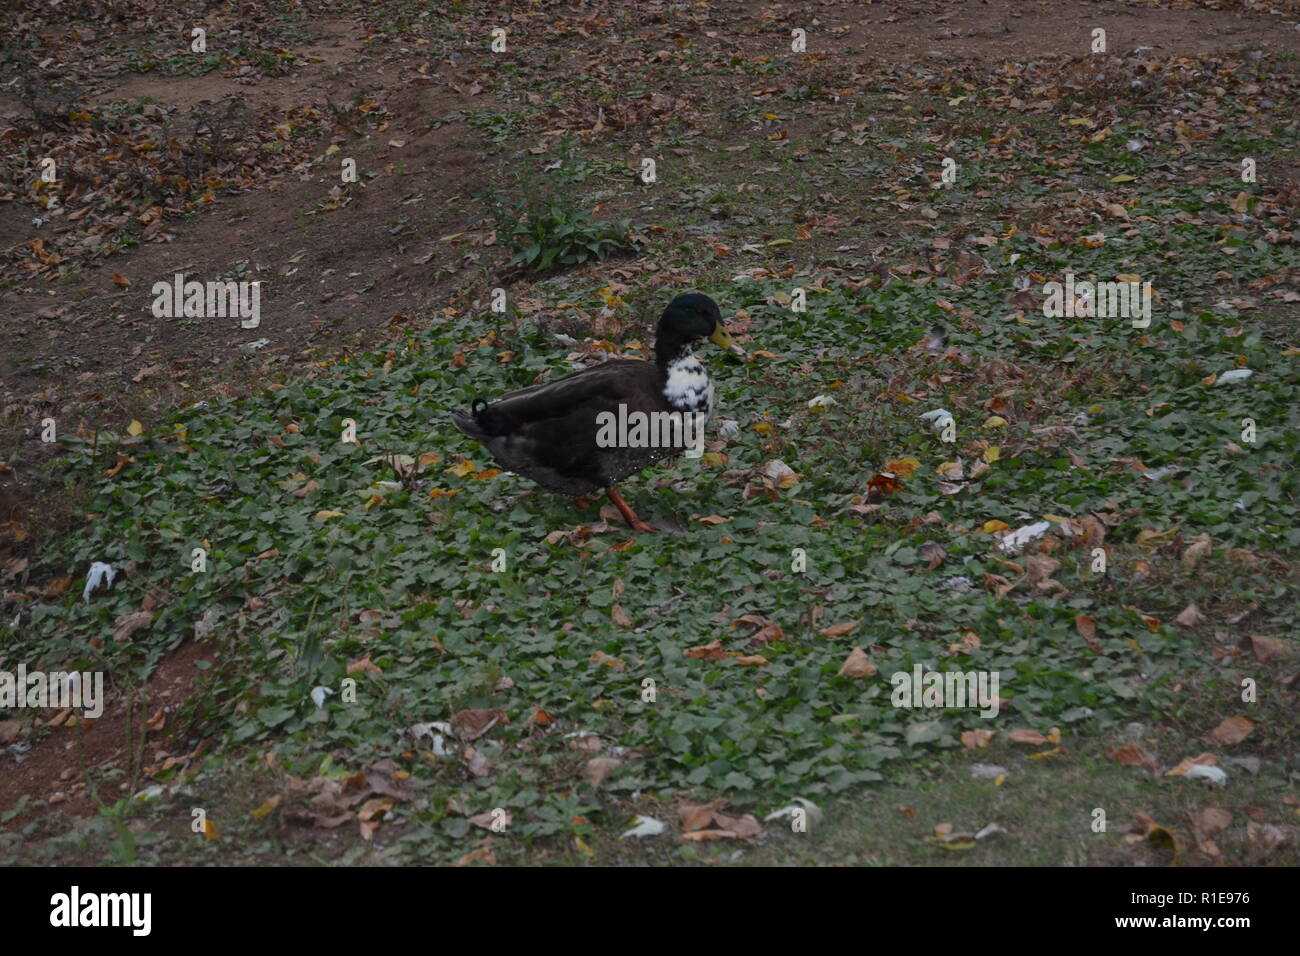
[605, 486, 656, 533]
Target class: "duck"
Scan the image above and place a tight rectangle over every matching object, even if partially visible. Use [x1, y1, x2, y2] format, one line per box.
[450, 292, 740, 532]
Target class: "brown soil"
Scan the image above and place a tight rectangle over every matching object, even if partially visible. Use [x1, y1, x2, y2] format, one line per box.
[1, 635, 217, 828]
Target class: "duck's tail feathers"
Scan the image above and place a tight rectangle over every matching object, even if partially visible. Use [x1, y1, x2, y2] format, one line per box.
[451, 398, 512, 439]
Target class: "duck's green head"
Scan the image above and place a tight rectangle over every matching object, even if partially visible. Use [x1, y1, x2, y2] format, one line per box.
[656, 293, 737, 361]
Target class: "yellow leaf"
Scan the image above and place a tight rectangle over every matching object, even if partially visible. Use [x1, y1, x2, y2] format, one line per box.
[1110, 174, 1136, 183]
[885, 457, 922, 478]
[249, 797, 281, 819]
[127, 420, 143, 436]
[982, 415, 1007, 429]
[1135, 527, 1177, 550]
[982, 445, 1000, 463]
[445, 460, 476, 477]
[314, 510, 345, 520]
[981, 519, 1009, 533]
[1115, 273, 1141, 283]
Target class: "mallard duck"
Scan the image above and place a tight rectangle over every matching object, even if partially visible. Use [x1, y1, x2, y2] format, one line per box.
[451, 292, 739, 532]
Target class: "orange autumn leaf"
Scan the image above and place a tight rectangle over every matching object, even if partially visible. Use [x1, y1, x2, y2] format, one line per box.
[1007, 729, 1047, 745]
[347, 654, 383, 676]
[1166, 753, 1218, 777]
[684, 640, 730, 660]
[103, 452, 132, 478]
[867, 472, 903, 495]
[885, 457, 922, 479]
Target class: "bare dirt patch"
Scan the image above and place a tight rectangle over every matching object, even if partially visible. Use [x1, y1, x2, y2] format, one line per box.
[0, 635, 218, 827]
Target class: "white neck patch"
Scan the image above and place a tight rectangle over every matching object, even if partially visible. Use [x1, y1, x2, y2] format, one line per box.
[663, 352, 712, 414]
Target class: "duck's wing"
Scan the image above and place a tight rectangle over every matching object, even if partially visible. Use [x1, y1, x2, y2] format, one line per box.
[469, 359, 659, 435]
[450, 359, 669, 495]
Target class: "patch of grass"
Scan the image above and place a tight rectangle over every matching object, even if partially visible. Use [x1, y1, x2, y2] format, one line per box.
[742, 732, 1300, 867]
[496, 197, 638, 276]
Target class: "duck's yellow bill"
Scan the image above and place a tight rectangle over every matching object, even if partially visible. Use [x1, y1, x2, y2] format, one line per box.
[709, 324, 737, 349]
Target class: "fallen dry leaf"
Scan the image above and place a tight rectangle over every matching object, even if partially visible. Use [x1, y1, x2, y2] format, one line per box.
[103, 452, 132, 478]
[1205, 716, 1254, 746]
[1109, 743, 1159, 772]
[1007, 729, 1047, 746]
[684, 640, 730, 660]
[346, 654, 382, 676]
[112, 610, 153, 643]
[1182, 534, 1212, 567]
[1074, 613, 1100, 651]
[1165, 753, 1218, 777]
[678, 800, 726, 832]
[1173, 602, 1206, 627]
[585, 757, 623, 788]
[468, 809, 512, 831]
[1192, 806, 1232, 836]
[732, 614, 784, 645]
[1239, 634, 1287, 662]
[837, 646, 876, 678]
[451, 708, 509, 741]
[611, 603, 633, 628]
[453, 844, 497, 866]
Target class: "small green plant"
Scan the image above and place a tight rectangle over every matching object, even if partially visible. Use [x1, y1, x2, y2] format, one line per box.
[501, 199, 636, 275]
